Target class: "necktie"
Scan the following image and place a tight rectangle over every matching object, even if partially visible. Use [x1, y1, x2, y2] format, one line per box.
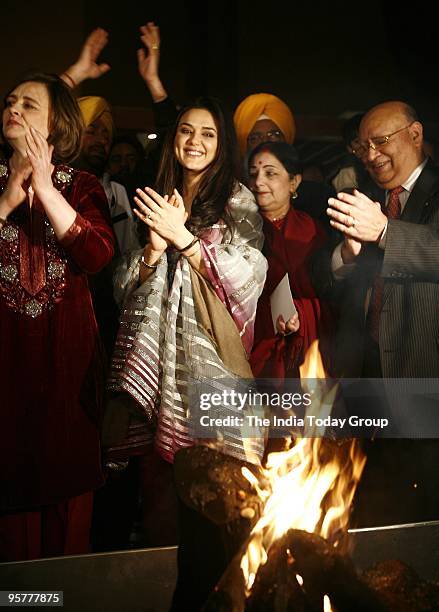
[368, 186, 404, 342]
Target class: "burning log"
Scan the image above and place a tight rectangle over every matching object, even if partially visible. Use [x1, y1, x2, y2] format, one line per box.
[362, 560, 439, 611]
[173, 445, 264, 525]
[170, 445, 265, 611]
[204, 529, 439, 611]
[171, 341, 439, 610]
[203, 529, 388, 612]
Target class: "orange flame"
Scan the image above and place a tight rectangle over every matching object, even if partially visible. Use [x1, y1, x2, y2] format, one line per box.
[240, 340, 366, 595]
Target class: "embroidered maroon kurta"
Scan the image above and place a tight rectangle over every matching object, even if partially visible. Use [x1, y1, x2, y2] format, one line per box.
[0, 161, 114, 513]
[250, 207, 332, 379]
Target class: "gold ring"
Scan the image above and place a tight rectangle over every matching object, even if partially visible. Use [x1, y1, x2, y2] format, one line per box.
[152, 44, 159, 50]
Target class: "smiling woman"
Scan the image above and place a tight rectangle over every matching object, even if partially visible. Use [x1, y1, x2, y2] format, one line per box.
[0, 73, 114, 562]
[173, 107, 218, 173]
[247, 141, 334, 379]
[106, 97, 268, 544]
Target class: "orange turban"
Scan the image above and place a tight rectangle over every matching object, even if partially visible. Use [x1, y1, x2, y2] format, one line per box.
[77, 96, 114, 142]
[233, 93, 296, 156]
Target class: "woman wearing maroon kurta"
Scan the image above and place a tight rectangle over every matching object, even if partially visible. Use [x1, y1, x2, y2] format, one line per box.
[0, 73, 114, 561]
[248, 142, 332, 379]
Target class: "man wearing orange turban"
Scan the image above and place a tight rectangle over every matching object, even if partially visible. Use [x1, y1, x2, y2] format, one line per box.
[76, 96, 139, 256]
[233, 93, 296, 156]
[76, 96, 139, 367]
[77, 96, 114, 174]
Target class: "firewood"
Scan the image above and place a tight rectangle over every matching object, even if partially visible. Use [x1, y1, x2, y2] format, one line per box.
[171, 446, 265, 611]
[361, 559, 439, 611]
[174, 445, 264, 525]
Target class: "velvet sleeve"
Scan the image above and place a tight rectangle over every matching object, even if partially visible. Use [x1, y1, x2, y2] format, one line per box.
[59, 172, 115, 274]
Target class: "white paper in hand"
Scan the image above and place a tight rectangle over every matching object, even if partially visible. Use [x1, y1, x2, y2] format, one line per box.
[270, 273, 297, 334]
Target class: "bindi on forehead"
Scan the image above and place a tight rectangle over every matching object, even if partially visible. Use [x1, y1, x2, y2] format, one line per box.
[251, 159, 267, 168]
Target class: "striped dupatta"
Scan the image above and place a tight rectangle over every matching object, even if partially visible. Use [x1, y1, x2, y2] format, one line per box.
[108, 184, 268, 465]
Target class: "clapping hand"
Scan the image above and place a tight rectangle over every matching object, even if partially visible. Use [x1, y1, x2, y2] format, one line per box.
[327, 190, 387, 244]
[134, 187, 189, 247]
[25, 125, 54, 198]
[1, 154, 32, 214]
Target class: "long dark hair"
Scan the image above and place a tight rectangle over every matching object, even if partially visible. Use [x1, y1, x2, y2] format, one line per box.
[2, 72, 84, 163]
[155, 97, 239, 235]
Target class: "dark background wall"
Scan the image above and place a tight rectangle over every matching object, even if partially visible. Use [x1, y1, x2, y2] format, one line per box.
[2, 0, 438, 139]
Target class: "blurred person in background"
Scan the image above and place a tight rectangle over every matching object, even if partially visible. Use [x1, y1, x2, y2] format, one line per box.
[107, 133, 155, 213]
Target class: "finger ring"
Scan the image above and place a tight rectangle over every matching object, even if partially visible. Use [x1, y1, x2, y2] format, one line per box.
[351, 218, 356, 228]
[152, 44, 159, 50]
[146, 213, 152, 220]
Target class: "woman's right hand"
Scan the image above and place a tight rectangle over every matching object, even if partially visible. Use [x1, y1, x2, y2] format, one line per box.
[0, 155, 32, 218]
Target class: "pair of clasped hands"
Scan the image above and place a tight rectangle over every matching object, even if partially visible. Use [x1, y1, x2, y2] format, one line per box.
[2, 121, 55, 216]
[326, 189, 388, 263]
[276, 189, 387, 337]
[133, 187, 192, 253]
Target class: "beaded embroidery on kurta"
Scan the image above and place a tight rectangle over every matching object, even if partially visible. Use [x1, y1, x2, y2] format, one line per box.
[0, 162, 75, 317]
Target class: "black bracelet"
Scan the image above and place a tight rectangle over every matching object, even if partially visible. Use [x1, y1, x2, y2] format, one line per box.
[177, 236, 199, 253]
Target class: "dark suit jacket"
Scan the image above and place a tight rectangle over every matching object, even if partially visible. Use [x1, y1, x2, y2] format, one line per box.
[334, 159, 439, 377]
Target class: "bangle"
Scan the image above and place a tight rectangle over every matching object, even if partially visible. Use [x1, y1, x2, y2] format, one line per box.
[140, 254, 158, 270]
[0, 217, 6, 227]
[140, 255, 158, 270]
[177, 236, 199, 253]
[62, 72, 76, 88]
[183, 242, 201, 258]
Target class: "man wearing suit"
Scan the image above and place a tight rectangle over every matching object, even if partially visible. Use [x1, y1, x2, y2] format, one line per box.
[327, 101, 439, 525]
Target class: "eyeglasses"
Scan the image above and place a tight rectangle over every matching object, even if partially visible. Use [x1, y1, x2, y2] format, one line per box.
[247, 129, 284, 147]
[351, 123, 413, 158]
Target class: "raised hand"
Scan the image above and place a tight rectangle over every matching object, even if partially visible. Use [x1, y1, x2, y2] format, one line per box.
[137, 22, 160, 82]
[62, 27, 111, 88]
[137, 22, 167, 102]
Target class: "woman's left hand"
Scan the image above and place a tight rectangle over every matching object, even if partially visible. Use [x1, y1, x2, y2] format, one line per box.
[276, 313, 300, 336]
[134, 186, 190, 246]
[25, 126, 55, 198]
